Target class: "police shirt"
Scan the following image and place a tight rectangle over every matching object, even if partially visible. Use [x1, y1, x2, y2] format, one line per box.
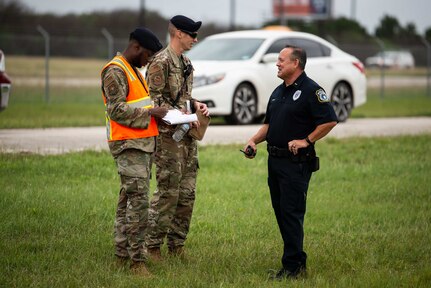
[264, 72, 338, 148]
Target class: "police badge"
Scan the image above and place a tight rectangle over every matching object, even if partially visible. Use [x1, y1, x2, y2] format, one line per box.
[293, 90, 302, 101]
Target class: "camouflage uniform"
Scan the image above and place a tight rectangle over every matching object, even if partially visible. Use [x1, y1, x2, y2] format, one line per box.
[102, 54, 155, 262]
[145, 45, 199, 250]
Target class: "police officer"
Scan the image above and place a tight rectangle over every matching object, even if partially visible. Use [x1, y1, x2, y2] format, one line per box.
[101, 27, 168, 276]
[243, 45, 338, 280]
[145, 15, 209, 260]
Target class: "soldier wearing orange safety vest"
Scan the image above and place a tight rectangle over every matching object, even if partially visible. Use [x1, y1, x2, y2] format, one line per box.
[102, 53, 159, 140]
[101, 27, 167, 277]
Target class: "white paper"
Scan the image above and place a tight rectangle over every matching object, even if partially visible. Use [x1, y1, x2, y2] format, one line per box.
[162, 109, 198, 125]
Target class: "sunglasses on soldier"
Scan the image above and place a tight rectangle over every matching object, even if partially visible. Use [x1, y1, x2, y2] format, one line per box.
[180, 29, 198, 39]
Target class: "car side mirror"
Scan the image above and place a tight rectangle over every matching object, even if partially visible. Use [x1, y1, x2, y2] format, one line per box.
[261, 53, 278, 64]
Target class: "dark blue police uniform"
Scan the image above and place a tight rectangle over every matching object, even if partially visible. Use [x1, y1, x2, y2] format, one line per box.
[264, 71, 337, 273]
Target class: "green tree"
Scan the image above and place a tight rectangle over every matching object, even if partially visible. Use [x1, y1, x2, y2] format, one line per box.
[426, 27, 431, 42]
[375, 15, 401, 38]
[375, 15, 420, 43]
[263, 17, 369, 42]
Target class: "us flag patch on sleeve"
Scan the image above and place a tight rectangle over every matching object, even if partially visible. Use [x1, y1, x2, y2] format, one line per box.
[316, 89, 329, 103]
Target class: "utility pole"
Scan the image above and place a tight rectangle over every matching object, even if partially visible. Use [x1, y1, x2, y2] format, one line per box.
[230, 0, 236, 31]
[279, 0, 287, 26]
[139, 0, 145, 26]
[350, 0, 356, 20]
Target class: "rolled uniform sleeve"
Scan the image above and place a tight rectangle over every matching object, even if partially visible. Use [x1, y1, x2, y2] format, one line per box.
[102, 65, 151, 129]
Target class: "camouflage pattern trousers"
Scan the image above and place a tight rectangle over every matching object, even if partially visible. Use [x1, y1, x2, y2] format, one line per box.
[146, 132, 198, 250]
[113, 149, 152, 262]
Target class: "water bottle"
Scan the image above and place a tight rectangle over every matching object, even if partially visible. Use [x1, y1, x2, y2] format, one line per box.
[172, 123, 190, 142]
[172, 100, 191, 142]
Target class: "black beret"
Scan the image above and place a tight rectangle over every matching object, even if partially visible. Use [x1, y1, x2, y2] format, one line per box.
[170, 15, 202, 33]
[130, 27, 163, 53]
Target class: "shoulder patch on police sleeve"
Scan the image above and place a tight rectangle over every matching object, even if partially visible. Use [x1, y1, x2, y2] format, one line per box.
[316, 88, 329, 103]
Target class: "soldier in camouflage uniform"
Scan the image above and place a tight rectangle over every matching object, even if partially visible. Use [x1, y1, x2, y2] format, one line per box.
[101, 27, 167, 276]
[145, 15, 210, 260]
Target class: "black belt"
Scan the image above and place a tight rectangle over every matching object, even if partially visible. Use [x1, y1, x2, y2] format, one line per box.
[267, 145, 315, 162]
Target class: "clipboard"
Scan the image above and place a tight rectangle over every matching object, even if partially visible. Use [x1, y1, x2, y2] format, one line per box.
[189, 109, 211, 141]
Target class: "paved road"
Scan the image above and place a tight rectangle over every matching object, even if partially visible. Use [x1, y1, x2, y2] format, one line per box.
[1, 117, 430, 154]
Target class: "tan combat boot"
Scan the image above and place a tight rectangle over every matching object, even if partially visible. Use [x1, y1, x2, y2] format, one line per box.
[147, 247, 163, 262]
[130, 261, 152, 278]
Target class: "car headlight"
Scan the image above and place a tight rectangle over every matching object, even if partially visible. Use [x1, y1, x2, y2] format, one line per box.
[193, 73, 225, 88]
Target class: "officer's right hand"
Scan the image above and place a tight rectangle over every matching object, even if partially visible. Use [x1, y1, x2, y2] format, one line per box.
[242, 142, 257, 159]
[149, 107, 168, 119]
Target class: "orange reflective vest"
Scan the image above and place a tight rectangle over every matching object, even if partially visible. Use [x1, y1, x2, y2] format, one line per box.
[102, 55, 158, 141]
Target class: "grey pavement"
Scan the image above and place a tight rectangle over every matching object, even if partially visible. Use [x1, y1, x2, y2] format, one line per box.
[1, 117, 430, 155]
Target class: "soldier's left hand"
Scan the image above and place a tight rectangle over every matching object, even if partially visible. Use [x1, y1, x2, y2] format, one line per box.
[195, 101, 210, 117]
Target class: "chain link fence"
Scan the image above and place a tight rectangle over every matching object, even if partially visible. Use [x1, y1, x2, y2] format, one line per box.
[0, 32, 128, 60]
[0, 30, 429, 66]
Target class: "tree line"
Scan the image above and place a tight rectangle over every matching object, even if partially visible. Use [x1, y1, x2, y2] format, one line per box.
[1, 0, 430, 58]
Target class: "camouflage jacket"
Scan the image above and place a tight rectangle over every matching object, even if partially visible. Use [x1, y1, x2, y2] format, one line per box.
[146, 45, 195, 133]
[101, 54, 155, 156]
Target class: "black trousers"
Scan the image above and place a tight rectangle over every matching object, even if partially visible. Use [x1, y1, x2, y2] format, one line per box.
[267, 155, 312, 271]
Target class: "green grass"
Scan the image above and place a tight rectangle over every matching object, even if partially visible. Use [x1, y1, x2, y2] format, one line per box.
[1, 136, 430, 287]
[0, 86, 104, 128]
[352, 87, 431, 118]
[365, 67, 428, 78]
[7, 55, 105, 78]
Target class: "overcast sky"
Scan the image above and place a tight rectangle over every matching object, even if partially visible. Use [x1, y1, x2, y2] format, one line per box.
[18, 0, 431, 35]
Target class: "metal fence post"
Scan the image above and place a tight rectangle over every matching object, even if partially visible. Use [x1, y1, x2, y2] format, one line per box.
[374, 37, 385, 99]
[101, 28, 114, 60]
[279, 0, 287, 26]
[37, 25, 50, 103]
[420, 36, 431, 97]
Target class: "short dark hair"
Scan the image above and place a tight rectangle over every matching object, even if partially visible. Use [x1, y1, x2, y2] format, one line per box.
[285, 45, 307, 70]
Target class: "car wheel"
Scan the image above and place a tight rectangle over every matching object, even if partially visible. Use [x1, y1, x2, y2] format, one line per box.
[227, 83, 257, 125]
[331, 82, 353, 122]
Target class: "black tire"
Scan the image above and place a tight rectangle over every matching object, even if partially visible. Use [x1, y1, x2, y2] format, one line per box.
[331, 82, 353, 122]
[226, 83, 257, 125]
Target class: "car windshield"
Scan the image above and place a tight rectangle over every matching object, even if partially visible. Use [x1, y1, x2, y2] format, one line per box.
[187, 38, 265, 61]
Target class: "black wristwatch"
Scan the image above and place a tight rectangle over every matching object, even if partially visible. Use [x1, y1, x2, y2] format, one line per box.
[305, 136, 314, 146]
